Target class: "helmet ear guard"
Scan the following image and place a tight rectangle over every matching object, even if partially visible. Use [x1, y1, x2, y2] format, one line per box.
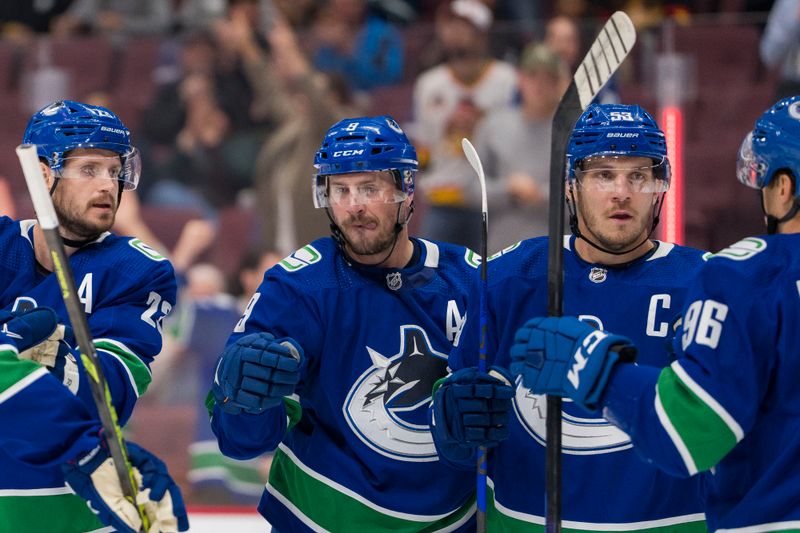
[22, 100, 140, 191]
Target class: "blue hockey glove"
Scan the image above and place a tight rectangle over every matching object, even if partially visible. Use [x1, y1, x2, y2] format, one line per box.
[510, 317, 637, 413]
[431, 366, 514, 466]
[0, 307, 58, 353]
[212, 332, 304, 415]
[63, 440, 189, 533]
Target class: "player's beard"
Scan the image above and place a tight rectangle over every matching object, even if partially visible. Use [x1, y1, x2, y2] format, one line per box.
[53, 189, 117, 240]
[576, 196, 652, 253]
[339, 210, 398, 257]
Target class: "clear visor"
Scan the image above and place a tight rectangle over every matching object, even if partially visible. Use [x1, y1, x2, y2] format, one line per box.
[313, 171, 407, 208]
[735, 131, 766, 189]
[574, 155, 669, 193]
[56, 147, 141, 191]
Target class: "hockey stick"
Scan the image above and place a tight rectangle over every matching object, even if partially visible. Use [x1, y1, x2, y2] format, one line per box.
[461, 137, 489, 532]
[545, 12, 636, 532]
[16, 144, 149, 532]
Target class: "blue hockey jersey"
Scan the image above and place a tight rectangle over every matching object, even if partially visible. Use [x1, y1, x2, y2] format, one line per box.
[211, 237, 479, 532]
[0, 216, 177, 532]
[603, 234, 800, 532]
[448, 236, 708, 532]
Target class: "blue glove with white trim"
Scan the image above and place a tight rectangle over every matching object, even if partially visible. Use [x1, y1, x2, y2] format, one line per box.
[510, 317, 637, 413]
[63, 440, 189, 532]
[431, 366, 514, 467]
[212, 332, 304, 414]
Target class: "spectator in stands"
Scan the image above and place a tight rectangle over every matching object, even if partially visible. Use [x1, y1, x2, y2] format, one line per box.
[235, 13, 356, 253]
[311, 0, 404, 92]
[51, 0, 172, 38]
[544, 15, 582, 71]
[474, 43, 570, 251]
[544, 14, 620, 105]
[760, 0, 800, 100]
[0, 1, 73, 34]
[412, 0, 517, 250]
[140, 28, 254, 213]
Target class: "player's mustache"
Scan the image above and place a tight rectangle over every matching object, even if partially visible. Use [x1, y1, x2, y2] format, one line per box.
[343, 213, 377, 226]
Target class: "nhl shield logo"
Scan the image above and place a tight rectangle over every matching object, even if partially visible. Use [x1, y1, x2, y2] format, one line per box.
[386, 272, 402, 291]
[589, 267, 607, 283]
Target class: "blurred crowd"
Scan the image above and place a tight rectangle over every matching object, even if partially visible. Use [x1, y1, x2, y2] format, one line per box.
[0, 0, 784, 508]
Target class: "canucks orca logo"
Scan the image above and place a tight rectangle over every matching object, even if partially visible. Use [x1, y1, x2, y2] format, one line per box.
[344, 325, 448, 462]
[513, 378, 632, 455]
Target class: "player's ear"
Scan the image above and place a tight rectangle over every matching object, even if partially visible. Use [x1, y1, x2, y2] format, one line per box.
[38, 161, 55, 189]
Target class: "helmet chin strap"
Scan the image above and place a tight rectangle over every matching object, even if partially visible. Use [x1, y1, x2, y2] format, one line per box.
[327, 201, 415, 267]
[761, 190, 800, 235]
[566, 183, 665, 257]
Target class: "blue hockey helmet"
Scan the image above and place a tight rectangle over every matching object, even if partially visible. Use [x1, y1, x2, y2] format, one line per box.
[737, 95, 800, 198]
[313, 115, 418, 208]
[22, 100, 141, 191]
[566, 103, 670, 190]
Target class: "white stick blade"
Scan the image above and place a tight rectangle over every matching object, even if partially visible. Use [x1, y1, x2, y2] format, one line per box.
[575, 11, 636, 108]
[461, 137, 488, 214]
[16, 144, 59, 230]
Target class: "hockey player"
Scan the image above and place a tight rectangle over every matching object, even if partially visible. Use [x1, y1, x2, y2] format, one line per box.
[209, 116, 481, 531]
[431, 104, 708, 530]
[0, 306, 188, 532]
[512, 97, 800, 532]
[0, 100, 178, 531]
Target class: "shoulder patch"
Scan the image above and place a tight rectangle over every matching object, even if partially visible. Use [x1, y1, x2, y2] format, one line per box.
[710, 237, 767, 261]
[279, 244, 322, 272]
[464, 249, 481, 268]
[128, 238, 168, 261]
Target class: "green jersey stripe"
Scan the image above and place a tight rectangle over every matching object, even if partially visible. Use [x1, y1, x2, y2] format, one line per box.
[0, 493, 105, 532]
[671, 362, 743, 440]
[268, 444, 475, 531]
[95, 338, 152, 396]
[656, 364, 739, 474]
[0, 360, 48, 403]
[488, 479, 705, 532]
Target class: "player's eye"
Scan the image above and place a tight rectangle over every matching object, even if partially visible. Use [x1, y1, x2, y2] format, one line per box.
[80, 164, 98, 177]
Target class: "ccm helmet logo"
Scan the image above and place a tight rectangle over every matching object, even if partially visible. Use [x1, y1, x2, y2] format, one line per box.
[333, 149, 364, 157]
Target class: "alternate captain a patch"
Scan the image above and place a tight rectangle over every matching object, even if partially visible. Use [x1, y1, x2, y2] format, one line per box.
[344, 325, 448, 462]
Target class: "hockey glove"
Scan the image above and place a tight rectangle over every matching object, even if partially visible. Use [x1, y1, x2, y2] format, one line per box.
[62, 440, 189, 533]
[431, 366, 514, 467]
[0, 307, 58, 353]
[18, 323, 81, 394]
[510, 317, 637, 413]
[212, 332, 304, 415]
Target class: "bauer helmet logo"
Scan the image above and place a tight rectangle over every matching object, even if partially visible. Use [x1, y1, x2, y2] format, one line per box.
[345, 122, 359, 131]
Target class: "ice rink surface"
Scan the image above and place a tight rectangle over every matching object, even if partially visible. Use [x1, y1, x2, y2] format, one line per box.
[187, 508, 269, 532]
